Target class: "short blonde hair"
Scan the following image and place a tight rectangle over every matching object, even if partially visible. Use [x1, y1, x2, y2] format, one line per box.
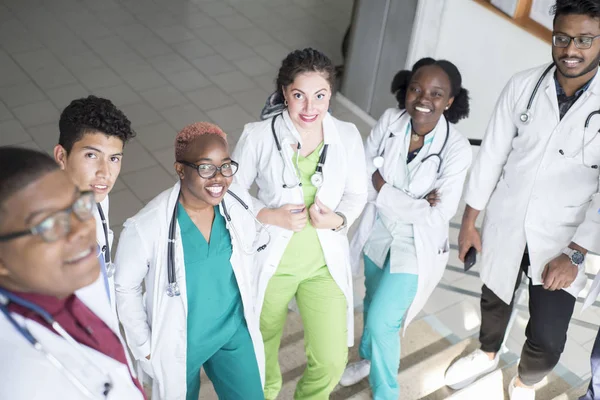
[174, 122, 227, 161]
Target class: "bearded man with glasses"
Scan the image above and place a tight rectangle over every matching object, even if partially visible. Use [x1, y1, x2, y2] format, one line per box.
[443, 1, 600, 399]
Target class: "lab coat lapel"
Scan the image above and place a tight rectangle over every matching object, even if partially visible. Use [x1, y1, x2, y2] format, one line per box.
[76, 278, 119, 335]
[315, 113, 341, 206]
[382, 116, 410, 188]
[543, 66, 561, 124]
[405, 117, 445, 197]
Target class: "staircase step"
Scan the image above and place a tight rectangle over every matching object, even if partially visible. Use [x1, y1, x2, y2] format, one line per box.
[552, 380, 588, 400]
[445, 363, 517, 400]
[335, 337, 478, 400]
[276, 310, 454, 399]
[446, 361, 575, 400]
[401, 337, 478, 399]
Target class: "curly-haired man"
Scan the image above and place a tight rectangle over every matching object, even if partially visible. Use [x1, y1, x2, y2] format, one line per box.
[53, 95, 136, 310]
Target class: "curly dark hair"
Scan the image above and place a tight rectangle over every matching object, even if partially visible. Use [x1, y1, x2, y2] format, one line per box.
[552, 0, 600, 23]
[275, 48, 336, 99]
[58, 95, 136, 153]
[391, 57, 470, 124]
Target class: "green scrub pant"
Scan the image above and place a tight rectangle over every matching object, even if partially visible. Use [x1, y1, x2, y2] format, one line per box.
[260, 264, 348, 400]
[186, 320, 263, 400]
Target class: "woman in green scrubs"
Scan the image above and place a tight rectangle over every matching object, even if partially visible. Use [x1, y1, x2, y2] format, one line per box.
[114, 122, 264, 400]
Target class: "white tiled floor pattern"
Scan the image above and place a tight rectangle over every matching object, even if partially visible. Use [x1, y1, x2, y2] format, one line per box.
[1, 0, 598, 395]
[0, 0, 366, 227]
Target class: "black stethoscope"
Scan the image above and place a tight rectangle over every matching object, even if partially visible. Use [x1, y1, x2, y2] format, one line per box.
[373, 111, 450, 174]
[0, 287, 114, 399]
[166, 190, 270, 298]
[519, 63, 556, 124]
[519, 62, 600, 168]
[271, 114, 329, 189]
[96, 204, 114, 278]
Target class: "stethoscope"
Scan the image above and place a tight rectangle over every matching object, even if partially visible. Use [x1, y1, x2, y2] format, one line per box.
[519, 63, 555, 124]
[0, 288, 114, 399]
[96, 204, 114, 278]
[519, 62, 600, 169]
[373, 111, 450, 174]
[166, 190, 271, 297]
[271, 114, 329, 189]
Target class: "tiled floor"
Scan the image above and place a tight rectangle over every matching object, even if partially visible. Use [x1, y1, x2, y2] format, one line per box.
[0, 0, 366, 229]
[1, 0, 599, 396]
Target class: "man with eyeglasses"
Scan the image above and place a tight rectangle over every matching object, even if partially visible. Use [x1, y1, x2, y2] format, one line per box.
[0, 147, 146, 399]
[114, 122, 265, 400]
[443, 1, 600, 399]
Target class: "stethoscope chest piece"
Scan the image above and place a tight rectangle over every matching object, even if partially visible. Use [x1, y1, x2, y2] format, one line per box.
[167, 281, 180, 297]
[373, 156, 384, 168]
[310, 172, 324, 187]
[520, 112, 531, 124]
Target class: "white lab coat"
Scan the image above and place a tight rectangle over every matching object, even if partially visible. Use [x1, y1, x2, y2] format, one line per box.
[114, 182, 265, 400]
[232, 111, 368, 346]
[350, 108, 472, 331]
[0, 276, 144, 400]
[465, 63, 600, 305]
[94, 196, 115, 312]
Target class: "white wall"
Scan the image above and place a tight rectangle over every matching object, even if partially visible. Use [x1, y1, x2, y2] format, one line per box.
[408, 0, 552, 140]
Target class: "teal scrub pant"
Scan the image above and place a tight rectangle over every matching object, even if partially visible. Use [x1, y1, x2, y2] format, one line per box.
[186, 320, 263, 400]
[359, 255, 418, 400]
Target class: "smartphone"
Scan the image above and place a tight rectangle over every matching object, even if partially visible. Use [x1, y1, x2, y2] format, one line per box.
[464, 247, 477, 272]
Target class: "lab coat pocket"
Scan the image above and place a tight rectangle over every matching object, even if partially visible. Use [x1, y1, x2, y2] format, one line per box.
[561, 128, 600, 162]
[438, 238, 450, 255]
[510, 117, 537, 152]
[560, 202, 589, 227]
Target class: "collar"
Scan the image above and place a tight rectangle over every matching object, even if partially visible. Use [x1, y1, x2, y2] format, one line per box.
[394, 110, 447, 145]
[279, 110, 341, 146]
[7, 289, 74, 317]
[554, 72, 594, 98]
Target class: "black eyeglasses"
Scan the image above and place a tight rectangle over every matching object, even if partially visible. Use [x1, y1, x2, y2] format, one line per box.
[0, 191, 96, 243]
[177, 160, 239, 179]
[553, 34, 600, 50]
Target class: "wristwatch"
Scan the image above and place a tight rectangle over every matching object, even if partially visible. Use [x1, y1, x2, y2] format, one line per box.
[332, 212, 347, 232]
[562, 247, 585, 266]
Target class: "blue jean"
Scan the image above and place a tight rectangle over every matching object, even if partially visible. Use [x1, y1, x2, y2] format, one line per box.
[359, 255, 418, 400]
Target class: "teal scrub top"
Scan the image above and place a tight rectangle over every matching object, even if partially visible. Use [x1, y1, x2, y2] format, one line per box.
[177, 204, 244, 350]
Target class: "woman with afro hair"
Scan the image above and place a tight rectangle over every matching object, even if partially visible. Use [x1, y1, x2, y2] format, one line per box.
[340, 57, 473, 399]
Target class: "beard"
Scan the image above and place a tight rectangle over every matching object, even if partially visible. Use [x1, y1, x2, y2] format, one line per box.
[553, 51, 600, 79]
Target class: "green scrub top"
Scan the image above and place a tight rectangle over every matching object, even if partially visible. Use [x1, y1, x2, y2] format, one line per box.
[279, 142, 327, 270]
[177, 204, 244, 351]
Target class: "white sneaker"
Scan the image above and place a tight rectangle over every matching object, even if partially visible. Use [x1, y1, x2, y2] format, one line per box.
[339, 360, 371, 387]
[444, 349, 500, 390]
[508, 376, 535, 400]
